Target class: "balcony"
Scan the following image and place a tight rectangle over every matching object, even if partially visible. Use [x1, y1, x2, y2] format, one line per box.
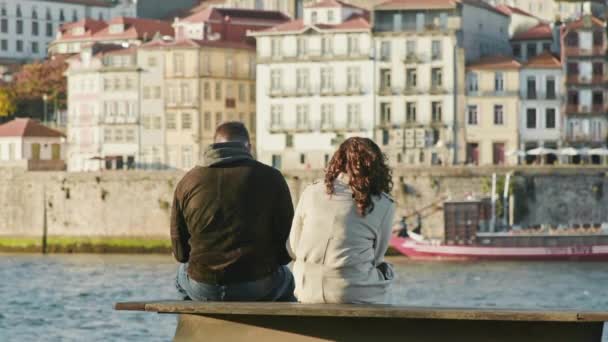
[564, 104, 607, 115]
[320, 87, 336, 96]
[565, 134, 605, 143]
[377, 86, 394, 96]
[374, 16, 461, 33]
[269, 122, 363, 134]
[403, 86, 419, 95]
[429, 86, 447, 95]
[564, 46, 605, 57]
[402, 53, 423, 64]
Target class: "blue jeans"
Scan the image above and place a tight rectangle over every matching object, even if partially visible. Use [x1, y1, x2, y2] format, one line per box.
[176, 263, 296, 302]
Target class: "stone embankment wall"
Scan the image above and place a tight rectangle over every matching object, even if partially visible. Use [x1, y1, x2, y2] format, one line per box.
[0, 166, 606, 240]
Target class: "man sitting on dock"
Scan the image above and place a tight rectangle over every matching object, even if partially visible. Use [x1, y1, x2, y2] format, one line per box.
[170, 122, 295, 301]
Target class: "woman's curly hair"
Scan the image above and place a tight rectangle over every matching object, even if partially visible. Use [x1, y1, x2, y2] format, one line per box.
[325, 137, 393, 216]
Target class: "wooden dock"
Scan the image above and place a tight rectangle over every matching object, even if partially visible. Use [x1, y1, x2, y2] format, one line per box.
[115, 301, 608, 341]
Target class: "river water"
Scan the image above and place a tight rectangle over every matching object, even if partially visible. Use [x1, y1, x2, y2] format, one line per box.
[1, 254, 608, 341]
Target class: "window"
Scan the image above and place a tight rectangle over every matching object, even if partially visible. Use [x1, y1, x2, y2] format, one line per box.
[593, 91, 603, 105]
[270, 69, 282, 90]
[347, 67, 360, 90]
[467, 105, 478, 125]
[72, 9, 78, 22]
[406, 68, 417, 88]
[542, 42, 551, 52]
[327, 10, 334, 22]
[0, 39, 6, 51]
[321, 104, 334, 128]
[30, 41, 38, 54]
[406, 102, 416, 123]
[215, 81, 222, 100]
[546, 77, 556, 99]
[166, 113, 177, 129]
[182, 146, 193, 169]
[250, 84, 255, 102]
[270, 105, 282, 126]
[226, 84, 234, 99]
[125, 129, 135, 143]
[46, 22, 53, 37]
[493, 105, 504, 125]
[250, 112, 255, 132]
[593, 62, 603, 76]
[321, 36, 332, 56]
[296, 105, 309, 128]
[46, 8, 51, 20]
[173, 53, 184, 75]
[16, 20, 23, 34]
[320, 67, 333, 91]
[546, 108, 556, 129]
[215, 112, 222, 126]
[347, 35, 359, 55]
[204, 112, 211, 130]
[181, 113, 192, 129]
[467, 73, 478, 93]
[526, 108, 536, 129]
[567, 62, 579, 75]
[225, 55, 234, 77]
[380, 68, 391, 90]
[513, 44, 521, 58]
[526, 77, 536, 99]
[297, 37, 307, 57]
[494, 72, 504, 92]
[153, 117, 161, 129]
[16, 5, 22, 17]
[202, 53, 211, 75]
[0, 19, 7, 33]
[114, 128, 124, 142]
[238, 84, 246, 102]
[382, 130, 389, 146]
[0, 4, 5, 16]
[142, 116, 151, 129]
[296, 69, 309, 91]
[568, 91, 579, 105]
[380, 41, 391, 60]
[59, 9, 65, 22]
[203, 82, 211, 100]
[432, 102, 442, 123]
[431, 68, 442, 88]
[431, 40, 441, 60]
[32, 21, 39, 36]
[380, 103, 391, 125]
[271, 38, 281, 58]
[286, 134, 294, 147]
[406, 40, 416, 58]
[148, 56, 157, 67]
[593, 31, 603, 46]
[300, 153, 306, 165]
[16, 40, 23, 52]
[347, 104, 361, 129]
[526, 43, 537, 58]
[104, 128, 112, 142]
[311, 11, 317, 24]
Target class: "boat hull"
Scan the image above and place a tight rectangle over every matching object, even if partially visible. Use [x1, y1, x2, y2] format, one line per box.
[390, 237, 608, 261]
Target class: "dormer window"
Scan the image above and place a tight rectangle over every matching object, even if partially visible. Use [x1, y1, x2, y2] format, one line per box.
[109, 24, 124, 34]
[311, 11, 317, 24]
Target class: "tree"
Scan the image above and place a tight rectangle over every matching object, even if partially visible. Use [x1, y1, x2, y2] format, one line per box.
[0, 86, 16, 117]
[13, 58, 67, 109]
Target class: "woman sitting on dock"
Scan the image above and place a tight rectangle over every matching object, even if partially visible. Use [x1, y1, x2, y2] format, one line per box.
[287, 137, 396, 304]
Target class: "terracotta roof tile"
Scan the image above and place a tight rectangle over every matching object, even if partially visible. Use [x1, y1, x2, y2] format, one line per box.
[523, 51, 561, 69]
[511, 23, 553, 41]
[182, 7, 290, 24]
[0, 118, 65, 138]
[255, 14, 370, 34]
[56, 17, 174, 42]
[466, 55, 521, 70]
[375, 0, 508, 17]
[142, 38, 255, 50]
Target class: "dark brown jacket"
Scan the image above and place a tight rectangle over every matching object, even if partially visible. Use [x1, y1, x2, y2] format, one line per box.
[170, 142, 294, 284]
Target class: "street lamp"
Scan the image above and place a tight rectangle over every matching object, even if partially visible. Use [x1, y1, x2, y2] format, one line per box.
[42, 94, 49, 124]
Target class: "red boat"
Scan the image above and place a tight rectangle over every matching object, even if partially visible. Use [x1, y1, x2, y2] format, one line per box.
[390, 234, 608, 261]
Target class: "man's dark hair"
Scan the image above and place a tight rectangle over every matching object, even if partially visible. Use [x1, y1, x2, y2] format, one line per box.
[214, 121, 250, 144]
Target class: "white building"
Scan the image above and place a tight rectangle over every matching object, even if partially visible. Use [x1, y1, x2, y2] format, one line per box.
[137, 41, 167, 169]
[0, 118, 66, 170]
[519, 51, 563, 159]
[371, 0, 512, 166]
[66, 44, 140, 171]
[250, 0, 374, 170]
[485, 0, 605, 22]
[0, 0, 137, 62]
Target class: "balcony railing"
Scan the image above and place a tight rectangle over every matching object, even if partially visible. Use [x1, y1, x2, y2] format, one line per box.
[268, 122, 364, 134]
[564, 46, 605, 57]
[402, 53, 423, 64]
[268, 85, 366, 98]
[564, 104, 606, 114]
[564, 134, 605, 143]
[429, 86, 447, 95]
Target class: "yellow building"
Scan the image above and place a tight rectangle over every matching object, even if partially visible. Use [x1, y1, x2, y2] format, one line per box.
[148, 39, 256, 169]
[465, 56, 521, 166]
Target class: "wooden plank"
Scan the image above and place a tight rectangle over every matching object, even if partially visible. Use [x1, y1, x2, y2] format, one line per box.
[113, 302, 148, 311]
[114, 301, 608, 322]
[173, 313, 605, 342]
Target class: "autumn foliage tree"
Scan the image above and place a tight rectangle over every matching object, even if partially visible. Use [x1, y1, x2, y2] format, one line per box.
[0, 86, 16, 117]
[12, 58, 68, 120]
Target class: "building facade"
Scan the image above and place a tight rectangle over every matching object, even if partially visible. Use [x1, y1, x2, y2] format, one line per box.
[66, 44, 141, 171]
[485, 0, 605, 22]
[562, 15, 607, 155]
[465, 56, 521, 166]
[251, 0, 374, 170]
[371, 0, 512, 167]
[519, 52, 563, 163]
[510, 22, 560, 62]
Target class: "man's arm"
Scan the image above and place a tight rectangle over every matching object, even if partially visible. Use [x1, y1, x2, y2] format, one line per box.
[274, 173, 295, 265]
[170, 188, 191, 263]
